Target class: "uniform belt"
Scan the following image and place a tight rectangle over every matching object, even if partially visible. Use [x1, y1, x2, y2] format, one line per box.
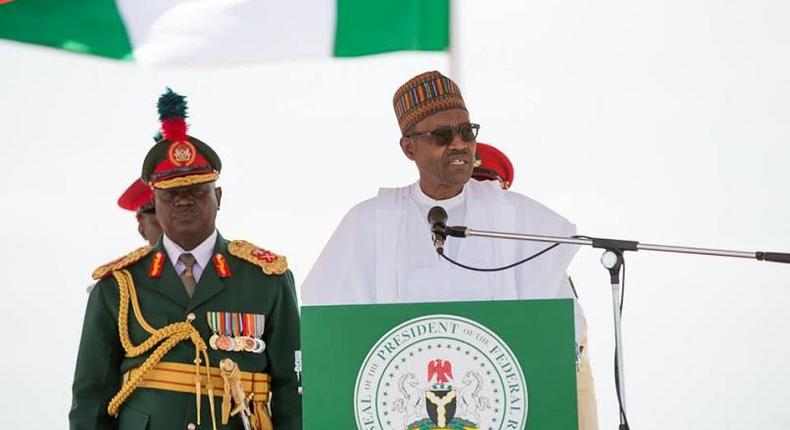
[124, 361, 271, 401]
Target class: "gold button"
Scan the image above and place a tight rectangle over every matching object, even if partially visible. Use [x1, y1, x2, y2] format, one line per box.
[186, 312, 196, 322]
[187, 423, 196, 430]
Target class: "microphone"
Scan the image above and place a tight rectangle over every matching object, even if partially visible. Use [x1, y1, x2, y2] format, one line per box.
[427, 206, 448, 255]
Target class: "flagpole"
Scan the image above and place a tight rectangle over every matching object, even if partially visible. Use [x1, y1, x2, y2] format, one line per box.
[448, 0, 461, 85]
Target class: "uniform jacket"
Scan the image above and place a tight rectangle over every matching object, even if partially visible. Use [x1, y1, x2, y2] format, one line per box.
[69, 233, 302, 430]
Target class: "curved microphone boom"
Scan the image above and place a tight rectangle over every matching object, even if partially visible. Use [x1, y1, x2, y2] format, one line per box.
[427, 206, 448, 255]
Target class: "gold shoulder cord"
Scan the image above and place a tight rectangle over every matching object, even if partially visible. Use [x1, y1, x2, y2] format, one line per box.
[107, 270, 218, 430]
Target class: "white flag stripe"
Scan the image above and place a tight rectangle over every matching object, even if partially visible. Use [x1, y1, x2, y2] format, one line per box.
[117, 0, 337, 66]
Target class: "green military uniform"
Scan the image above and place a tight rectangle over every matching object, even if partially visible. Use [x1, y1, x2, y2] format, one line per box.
[70, 235, 302, 430]
[70, 89, 302, 430]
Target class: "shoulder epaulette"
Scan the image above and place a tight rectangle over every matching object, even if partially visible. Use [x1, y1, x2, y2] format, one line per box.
[227, 240, 288, 275]
[92, 246, 153, 280]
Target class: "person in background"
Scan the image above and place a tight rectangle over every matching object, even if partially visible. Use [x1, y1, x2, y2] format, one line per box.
[117, 178, 162, 246]
[472, 142, 514, 190]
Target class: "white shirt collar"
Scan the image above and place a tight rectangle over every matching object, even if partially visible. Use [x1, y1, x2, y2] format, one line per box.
[162, 229, 218, 272]
[410, 181, 467, 211]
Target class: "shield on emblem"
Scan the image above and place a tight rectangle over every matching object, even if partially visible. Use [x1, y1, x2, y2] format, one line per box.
[425, 389, 457, 428]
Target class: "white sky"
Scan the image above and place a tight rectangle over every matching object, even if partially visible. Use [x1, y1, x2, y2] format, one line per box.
[1, 0, 789, 428]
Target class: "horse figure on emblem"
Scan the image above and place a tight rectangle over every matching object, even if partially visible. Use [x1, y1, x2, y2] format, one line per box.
[457, 371, 491, 425]
[393, 359, 483, 430]
[392, 373, 423, 428]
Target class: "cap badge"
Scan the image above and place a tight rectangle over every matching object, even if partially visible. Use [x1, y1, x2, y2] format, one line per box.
[168, 140, 197, 166]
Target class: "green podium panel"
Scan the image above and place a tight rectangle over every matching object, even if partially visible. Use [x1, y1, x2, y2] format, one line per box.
[301, 299, 578, 430]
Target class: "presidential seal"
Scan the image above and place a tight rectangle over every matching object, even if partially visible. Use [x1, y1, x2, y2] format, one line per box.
[354, 315, 528, 430]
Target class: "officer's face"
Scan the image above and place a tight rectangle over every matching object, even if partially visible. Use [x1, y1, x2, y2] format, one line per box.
[399, 108, 476, 200]
[153, 182, 222, 249]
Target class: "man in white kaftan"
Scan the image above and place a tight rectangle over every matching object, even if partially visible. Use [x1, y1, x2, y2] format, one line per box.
[301, 179, 587, 341]
[301, 71, 598, 429]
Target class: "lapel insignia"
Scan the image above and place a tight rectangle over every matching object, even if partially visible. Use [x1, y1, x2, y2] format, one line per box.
[92, 246, 153, 280]
[148, 251, 166, 278]
[213, 253, 232, 278]
[227, 240, 287, 275]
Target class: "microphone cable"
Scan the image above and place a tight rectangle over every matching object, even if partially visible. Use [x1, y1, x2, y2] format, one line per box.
[437, 237, 574, 272]
[614, 257, 630, 430]
[439, 234, 632, 429]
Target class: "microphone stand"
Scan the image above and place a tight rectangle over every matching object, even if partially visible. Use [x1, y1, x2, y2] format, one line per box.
[444, 226, 790, 429]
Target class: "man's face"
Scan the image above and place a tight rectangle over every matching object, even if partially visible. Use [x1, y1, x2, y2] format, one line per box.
[152, 182, 222, 248]
[137, 212, 163, 246]
[400, 108, 477, 198]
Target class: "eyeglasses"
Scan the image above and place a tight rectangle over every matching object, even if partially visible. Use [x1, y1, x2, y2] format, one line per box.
[154, 183, 212, 203]
[404, 122, 480, 146]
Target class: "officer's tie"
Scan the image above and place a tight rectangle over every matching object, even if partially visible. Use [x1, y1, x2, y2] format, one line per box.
[179, 253, 197, 298]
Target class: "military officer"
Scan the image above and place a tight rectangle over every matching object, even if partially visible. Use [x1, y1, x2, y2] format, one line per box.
[70, 89, 302, 430]
[471, 142, 515, 190]
[118, 178, 163, 246]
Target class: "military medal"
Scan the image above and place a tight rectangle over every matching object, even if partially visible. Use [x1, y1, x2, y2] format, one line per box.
[237, 313, 263, 353]
[209, 334, 219, 350]
[252, 314, 266, 353]
[238, 313, 256, 352]
[220, 312, 238, 351]
[239, 314, 259, 352]
[207, 311, 235, 352]
[206, 312, 221, 350]
[231, 314, 245, 352]
[216, 335, 235, 351]
[205, 311, 266, 353]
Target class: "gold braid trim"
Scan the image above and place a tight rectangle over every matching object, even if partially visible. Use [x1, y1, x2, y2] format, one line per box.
[108, 270, 218, 430]
[227, 240, 288, 276]
[153, 172, 219, 190]
[92, 246, 152, 280]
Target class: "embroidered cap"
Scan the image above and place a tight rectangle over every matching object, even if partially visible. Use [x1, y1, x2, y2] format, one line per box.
[141, 89, 222, 189]
[393, 71, 467, 133]
[473, 142, 514, 190]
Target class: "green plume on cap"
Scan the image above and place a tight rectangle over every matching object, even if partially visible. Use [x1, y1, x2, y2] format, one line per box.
[157, 87, 188, 121]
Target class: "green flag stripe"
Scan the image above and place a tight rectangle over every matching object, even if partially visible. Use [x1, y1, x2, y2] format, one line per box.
[0, 0, 132, 60]
[333, 0, 449, 57]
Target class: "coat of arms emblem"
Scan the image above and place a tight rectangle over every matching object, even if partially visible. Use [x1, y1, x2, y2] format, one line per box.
[167, 140, 197, 166]
[355, 315, 528, 430]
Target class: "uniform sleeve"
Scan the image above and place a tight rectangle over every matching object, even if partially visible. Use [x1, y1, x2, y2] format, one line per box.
[69, 281, 122, 430]
[265, 269, 303, 430]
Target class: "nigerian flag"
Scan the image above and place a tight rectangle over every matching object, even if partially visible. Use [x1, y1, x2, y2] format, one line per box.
[0, 0, 449, 65]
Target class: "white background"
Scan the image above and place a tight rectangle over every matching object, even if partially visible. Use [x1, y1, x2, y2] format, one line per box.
[1, 0, 789, 428]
